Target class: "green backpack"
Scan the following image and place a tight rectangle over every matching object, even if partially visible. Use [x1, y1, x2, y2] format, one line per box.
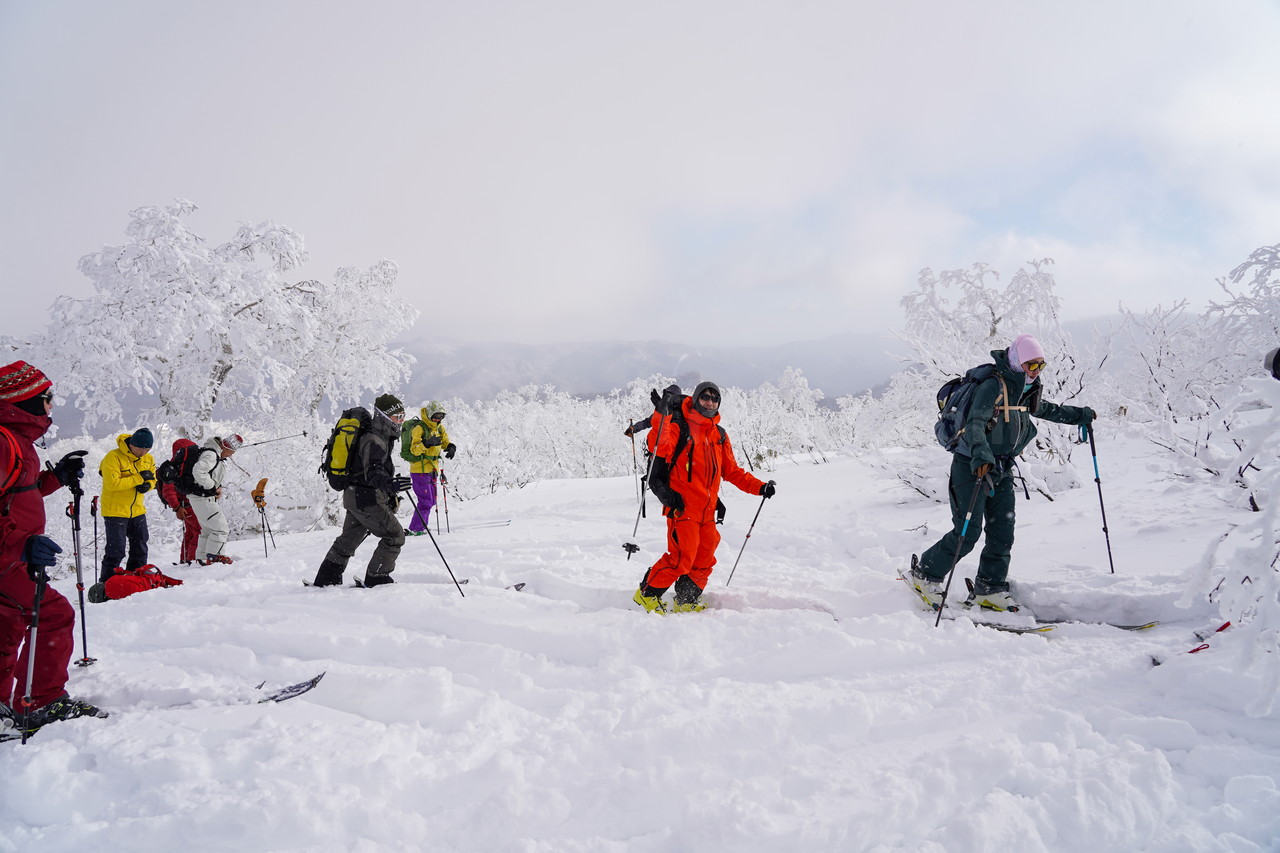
[400, 417, 426, 463]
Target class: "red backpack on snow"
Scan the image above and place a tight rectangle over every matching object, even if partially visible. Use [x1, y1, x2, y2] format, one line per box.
[103, 565, 184, 600]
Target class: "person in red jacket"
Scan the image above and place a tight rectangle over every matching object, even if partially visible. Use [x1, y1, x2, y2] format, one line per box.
[634, 381, 776, 613]
[158, 438, 202, 565]
[0, 361, 106, 734]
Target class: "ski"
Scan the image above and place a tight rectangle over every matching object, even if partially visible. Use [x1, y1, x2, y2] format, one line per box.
[899, 574, 1052, 634]
[903, 574, 1158, 633]
[451, 519, 512, 530]
[1033, 618, 1159, 632]
[3, 673, 325, 743]
[957, 577, 1158, 630]
[257, 672, 325, 703]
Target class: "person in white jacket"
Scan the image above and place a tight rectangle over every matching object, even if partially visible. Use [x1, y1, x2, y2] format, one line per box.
[187, 434, 242, 565]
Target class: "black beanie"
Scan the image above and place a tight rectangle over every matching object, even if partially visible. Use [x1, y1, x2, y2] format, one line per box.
[375, 394, 405, 417]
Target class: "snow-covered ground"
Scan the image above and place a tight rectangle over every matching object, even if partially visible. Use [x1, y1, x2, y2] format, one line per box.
[4, 436, 1278, 852]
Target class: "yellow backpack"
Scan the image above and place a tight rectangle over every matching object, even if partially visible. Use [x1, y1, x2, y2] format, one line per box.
[319, 407, 371, 490]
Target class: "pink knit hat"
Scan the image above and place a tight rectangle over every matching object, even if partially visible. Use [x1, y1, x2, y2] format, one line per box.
[1007, 334, 1046, 373]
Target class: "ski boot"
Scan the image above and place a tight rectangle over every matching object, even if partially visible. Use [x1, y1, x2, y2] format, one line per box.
[966, 577, 1018, 612]
[18, 694, 108, 735]
[670, 576, 707, 613]
[907, 554, 945, 609]
[632, 584, 668, 614]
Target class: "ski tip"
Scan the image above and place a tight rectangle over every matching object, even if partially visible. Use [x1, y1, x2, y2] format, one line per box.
[506, 582, 526, 591]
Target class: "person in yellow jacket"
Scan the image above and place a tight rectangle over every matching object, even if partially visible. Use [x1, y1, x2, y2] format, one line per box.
[400, 401, 456, 535]
[97, 428, 157, 583]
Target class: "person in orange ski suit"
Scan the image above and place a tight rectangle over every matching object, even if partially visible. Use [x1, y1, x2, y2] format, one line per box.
[633, 381, 775, 613]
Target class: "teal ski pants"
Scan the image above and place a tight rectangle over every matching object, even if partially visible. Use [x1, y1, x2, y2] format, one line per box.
[919, 455, 1017, 589]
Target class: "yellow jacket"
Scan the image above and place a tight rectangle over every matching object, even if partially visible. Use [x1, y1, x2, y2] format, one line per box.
[99, 433, 156, 518]
[407, 409, 450, 475]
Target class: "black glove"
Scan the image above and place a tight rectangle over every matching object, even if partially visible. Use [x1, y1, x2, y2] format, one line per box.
[716, 499, 726, 524]
[52, 450, 87, 486]
[650, 388, 665, 414]
[392, 475, 413, 493]
[669, 493, 685, 516]
[140, 469, 155, 482]
[1080, 407, 1097, 427]
[661, 386, 683, 415]
[23, 535, 61, 581]
[424, 435, 443, 448]
[444, 443, 456, 460]
[135, 481, 153, 494]
[760, 480, 776, 499]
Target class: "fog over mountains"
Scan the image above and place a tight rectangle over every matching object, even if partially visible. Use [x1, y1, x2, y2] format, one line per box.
[395, 333, 905, 405]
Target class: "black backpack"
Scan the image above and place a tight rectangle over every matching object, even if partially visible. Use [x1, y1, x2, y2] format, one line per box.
[157, 444, 215, 496]
[319, 407, 372, 491]
[934, 364, 1001, 454]
[647, 397, 726, 494]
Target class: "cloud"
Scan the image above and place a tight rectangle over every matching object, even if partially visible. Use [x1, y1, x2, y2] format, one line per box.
[2, 0, 1279, 348]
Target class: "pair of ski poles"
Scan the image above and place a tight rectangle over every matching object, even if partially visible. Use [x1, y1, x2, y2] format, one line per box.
[930, 423, 1115, 625]
[16, 460, 95, 743]
[621, 406, 772, 584]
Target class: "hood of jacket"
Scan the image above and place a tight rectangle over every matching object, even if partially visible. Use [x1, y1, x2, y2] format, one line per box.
[990, 349, 1039, 391]
[0, 400, 51, 443]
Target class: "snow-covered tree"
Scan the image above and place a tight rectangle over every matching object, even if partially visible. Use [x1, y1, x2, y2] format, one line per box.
[862, 259, 1109, 500]
[33, 200, 417, 437]
[1187, 374, 1280, 716]
[1115, 242, 1280, 483]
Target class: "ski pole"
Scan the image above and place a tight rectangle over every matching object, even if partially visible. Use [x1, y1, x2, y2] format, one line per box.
[242, 432, 307, 448]
[405, 491, 465, 597]
[252, 478, 275, 557]
[1085, 425, 1117, 574]
[725, 493, 769, 587]
[435, 470, 442, 535]
[18, 567, 50, 743]
[935, 472, 992, 626]
[630, 430, 641, 504]
[91, 496, 99, 571]
[625, 407, 672, 559]
[50, 459, 95, 668]
[440, 467, 450, 533]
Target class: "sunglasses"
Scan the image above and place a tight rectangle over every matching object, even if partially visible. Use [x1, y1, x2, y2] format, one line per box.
[430, 414, 445, 422]
[699, 390, 720, 403]
[38, 390, 54, 402]
[1023, 360, 1046, 371]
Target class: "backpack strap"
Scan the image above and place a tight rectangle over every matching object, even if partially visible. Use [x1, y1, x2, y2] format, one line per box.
[992, 375, 1029, 423]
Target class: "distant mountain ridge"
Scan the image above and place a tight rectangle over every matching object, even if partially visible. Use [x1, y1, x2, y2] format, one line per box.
[395, 334, 904, 404]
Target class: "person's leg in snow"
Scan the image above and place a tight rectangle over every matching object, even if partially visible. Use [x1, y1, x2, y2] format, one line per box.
[124, 514, 149, 570]
[917, 455, 993, 582]
[636, 514, 720, 612]
[407, 472, 436, 534]
[100, 516, 127, 583]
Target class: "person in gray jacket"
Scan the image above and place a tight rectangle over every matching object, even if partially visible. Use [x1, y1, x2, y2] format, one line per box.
[188, 434, 242, 565]
[312, 394, 412, 588]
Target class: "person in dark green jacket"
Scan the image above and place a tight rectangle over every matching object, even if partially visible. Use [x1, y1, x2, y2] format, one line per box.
[909, 334, 1096, 611]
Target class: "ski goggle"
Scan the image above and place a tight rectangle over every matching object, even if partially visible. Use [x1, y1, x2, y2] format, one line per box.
[1023, 359, 1046, 371]
[430, 413, 445, 422]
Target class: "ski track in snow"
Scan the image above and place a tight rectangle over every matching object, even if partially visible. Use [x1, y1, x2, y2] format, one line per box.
[3, 436, 1279, 852]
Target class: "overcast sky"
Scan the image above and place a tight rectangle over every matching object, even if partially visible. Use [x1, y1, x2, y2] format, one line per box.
[3, 1, 1279, 349]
